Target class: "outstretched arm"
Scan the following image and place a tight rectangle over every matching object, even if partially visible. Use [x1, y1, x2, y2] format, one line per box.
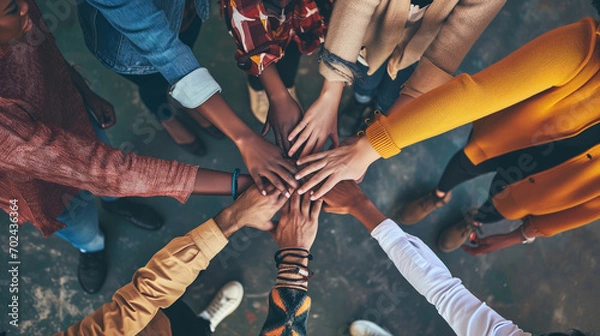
[322, 181, 530, 336]
[57, 186, 288, 336]
[295, 18, 597, 197]
[260, 193, 323, 335]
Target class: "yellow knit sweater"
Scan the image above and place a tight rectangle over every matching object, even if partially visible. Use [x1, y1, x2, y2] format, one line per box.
[366, 17, 600, 236]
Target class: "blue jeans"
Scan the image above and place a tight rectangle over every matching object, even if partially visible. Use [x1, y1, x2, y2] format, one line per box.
[353, 60, 417, 113]
[54, 109, 117, 252]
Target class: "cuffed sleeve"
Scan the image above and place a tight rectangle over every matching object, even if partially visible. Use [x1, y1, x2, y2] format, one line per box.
[371, 219, 530, 336]
[57, 219, 229, 336]
[365, 114, 401, 158]
[169, 68, 222, 109]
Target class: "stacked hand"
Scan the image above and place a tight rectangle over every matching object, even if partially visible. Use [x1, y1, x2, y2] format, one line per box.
[262, 92, 303, 155]
[287, 80, 342, 158]
[272, 192, 322, 250]
[215, 185, 289, 237]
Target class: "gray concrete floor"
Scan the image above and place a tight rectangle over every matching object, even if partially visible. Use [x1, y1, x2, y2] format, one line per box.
[1, 1, 600, 335]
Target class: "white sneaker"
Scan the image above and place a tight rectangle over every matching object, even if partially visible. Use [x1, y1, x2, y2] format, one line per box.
[198, 281, 244, 332]
[350, 320, 393, 336]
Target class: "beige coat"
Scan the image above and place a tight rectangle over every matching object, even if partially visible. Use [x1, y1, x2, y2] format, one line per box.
[320, 0, 506, 97]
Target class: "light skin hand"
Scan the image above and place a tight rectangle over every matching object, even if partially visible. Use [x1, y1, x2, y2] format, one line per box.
[287, 79, 343, 158]
[214, 185, 288, 238]
[272, 192, 322, 250]
[294, 135, 381, 200]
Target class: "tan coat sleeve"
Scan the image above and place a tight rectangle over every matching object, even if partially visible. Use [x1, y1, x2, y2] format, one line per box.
[318, 0, 385, 83]
[401, 0, 506, 97]
[55, 219, 229, 336]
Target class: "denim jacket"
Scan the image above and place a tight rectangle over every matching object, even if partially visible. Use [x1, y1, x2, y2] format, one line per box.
[78, 0, 221, 108]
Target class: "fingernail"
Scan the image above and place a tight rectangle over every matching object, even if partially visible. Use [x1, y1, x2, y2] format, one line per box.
[310, 190, 314, 195]
[295, 175, 301, 180]
[310, 196, 317, 201]
[261, 190, 267, 196]
[297, 189, 304, 195]
[285, 192, 291, 198]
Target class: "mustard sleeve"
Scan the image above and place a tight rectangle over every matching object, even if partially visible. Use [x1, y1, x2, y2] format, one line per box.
[55, 219, 228, 336]
[367, 18, 597, 158]
[526, 196, 600, 237]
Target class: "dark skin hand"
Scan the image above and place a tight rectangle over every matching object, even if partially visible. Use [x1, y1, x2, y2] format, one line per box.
[194, 94, 298, 195]
[69, 65, 116, 129]
[321, 180, 387, 232]
[259, 65, 303, 155]
[461, 229, 525, 256]
[192, 168, 254, 196]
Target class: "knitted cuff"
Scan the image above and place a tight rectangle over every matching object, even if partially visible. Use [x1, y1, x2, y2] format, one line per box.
[365, 116, 401, 159]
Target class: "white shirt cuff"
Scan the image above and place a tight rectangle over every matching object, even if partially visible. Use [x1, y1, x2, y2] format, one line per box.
[371, 218, 406, 241]
[169, 68, 222, 109]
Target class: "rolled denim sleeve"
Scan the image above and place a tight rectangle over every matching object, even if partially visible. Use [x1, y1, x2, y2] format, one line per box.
[169, 68, 222, 108]
[85, 0, 222, 108]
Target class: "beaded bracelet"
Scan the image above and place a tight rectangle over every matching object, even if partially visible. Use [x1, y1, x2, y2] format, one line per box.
[231, 168, 240, 200]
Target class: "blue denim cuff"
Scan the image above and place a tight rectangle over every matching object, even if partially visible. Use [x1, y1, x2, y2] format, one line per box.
[169, 68, 222, 109]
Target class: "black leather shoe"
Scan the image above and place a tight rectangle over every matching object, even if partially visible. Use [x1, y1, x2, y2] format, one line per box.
[78, 249, 107, 294]
[101, 199, 164, 231]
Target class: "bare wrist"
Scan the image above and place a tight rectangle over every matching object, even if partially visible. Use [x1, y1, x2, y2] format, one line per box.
[233, 130, 259, 147]
[214, 208, 241, 238]
[321, 79, 344, 97]
[355, 136, 381, 167]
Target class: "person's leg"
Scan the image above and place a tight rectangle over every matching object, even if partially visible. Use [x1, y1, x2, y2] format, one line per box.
[55, 191, 104, 252]
[352, 61, 387, 105]
[437, 150, 500, 193]
[163, 299, 212, 336]
[374, 62, 417, 113]
[399, 149, 499, 225]
[247, 41, 303, 123]
[54, 190, 107, 294]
